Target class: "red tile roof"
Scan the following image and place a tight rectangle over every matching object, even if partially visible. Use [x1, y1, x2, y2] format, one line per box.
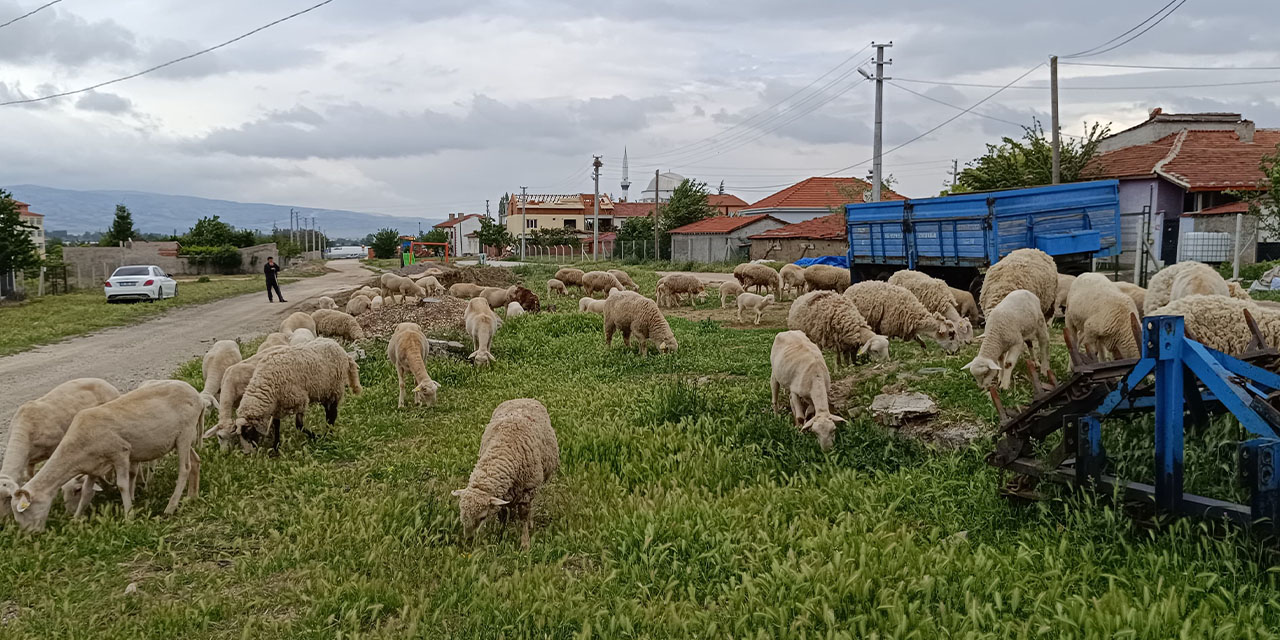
[707, 194, 748, 207]
[668, 214, 782, 235]
[20, 211, 43, 217]
[1186, 201, 1251, 216]
[1089, 129, 1280, 191]
[748, 213, 846, 241]
[433, 213, 484, 228]
[611, 202, 655, 218]
[743, 177, 905, 210]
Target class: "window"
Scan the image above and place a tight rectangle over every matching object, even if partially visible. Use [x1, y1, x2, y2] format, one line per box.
[563, 219, 577, 229]
[526, 219, 538, 229]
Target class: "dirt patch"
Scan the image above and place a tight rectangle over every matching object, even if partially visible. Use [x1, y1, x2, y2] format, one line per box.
[357, 296, 468, 339]
[830, 362, 899, 413]
[895, 415, 985, 450]
[439, 266, 515, 288]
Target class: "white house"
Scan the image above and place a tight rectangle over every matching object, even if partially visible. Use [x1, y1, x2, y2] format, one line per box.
[434, 213, 484, 256]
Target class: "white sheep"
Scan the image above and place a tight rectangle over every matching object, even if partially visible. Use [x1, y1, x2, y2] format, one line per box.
[1145, 261, 1217, 315]
[719, 280, 744, 309]
[736, 292, 774, 325]
[387, 322, 440, 408]
[506, 301, 526, 317]
[779, 263, 806, 299]
[311, 309, 366, 342]
[478, 286, 511, 309]
[886, 270, 975, 345]
[583, 271, 626, 297]
[734, 262, 781, 294]
[448, 282, 483, 299]
[257, 332, 290, 353]
[547, 278, 568, 296]
[1053, 273, 1076, 319]
[281, 311, 316, 335]
[370, 295, 384, 311]
[607, 269, 639, 291]
[604, 290, 678, 355]
[382, 274, 427, 304]
[802, 264, 850, 292]
[979, 248, 1058, 319]
[202, 358, 271, 452]
[1065, 274, 1140, 362]
[10, 380, 203, 532]
[345, 294, 371, 316]
[844, 281, 963, 353]
[553, 267, 586, 288]
[420, 276, 445, 297]
[1228, 281, 1252, 302]
[656, 274, 706, 307]
[787, 290, 889, 364]
[315, 296, 337, 310]
[579, 297, 607, 314]
[465, 297, 502, 366]
[199, 340, 243, 410]
[1153, 295, 1280, 356]
[962, 289, 1052, 392]
[770, 331, 846, 451]
[451, 398, 559, 549]
[289, 328, 317, 344]
[1114, 282, 1146, 314]
[1170, 262, 1229, 303]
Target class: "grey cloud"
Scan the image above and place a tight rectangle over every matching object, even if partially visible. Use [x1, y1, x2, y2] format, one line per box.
[0, 1, 137, 65]
[75, 91, 133, 114]
[142, 39, 325, 80]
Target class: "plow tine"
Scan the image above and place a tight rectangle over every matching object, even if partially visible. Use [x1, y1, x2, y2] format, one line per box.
[1245, 308, 1266, 351]
[1063, 326, 1082, 369]
[989, 386, 1008, 422]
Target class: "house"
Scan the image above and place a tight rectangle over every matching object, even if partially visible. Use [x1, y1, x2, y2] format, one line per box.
[747, 213, 849, 263]
[433, 213, 484, 256]
[502, 193, 615, 238]
[667, 214, 785, 263]
[708, 193, 748, 216]
[15, 201, 45, 257]
[737, 176, 906, 224]
[1087, 109, 1279, 266]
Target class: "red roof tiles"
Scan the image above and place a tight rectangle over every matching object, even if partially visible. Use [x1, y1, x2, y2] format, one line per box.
[744, 177, 905, 210]
[668, 214, 781, 235]
[1186, 201, 1251, 216]
[707, 194, 748, 207]
[748, 213, 846, 241]
[611, 202, 655, 218]
[433, 213, 484, 228]
[1089, 129, 1280, 191]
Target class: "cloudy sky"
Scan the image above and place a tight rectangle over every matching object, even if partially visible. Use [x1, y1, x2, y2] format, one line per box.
[2, 0, 1279, 218]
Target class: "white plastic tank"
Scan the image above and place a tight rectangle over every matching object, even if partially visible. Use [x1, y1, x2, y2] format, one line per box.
[1178, 232, 1232, 263]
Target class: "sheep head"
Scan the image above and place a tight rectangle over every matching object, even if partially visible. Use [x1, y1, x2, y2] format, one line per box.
[451, 488, 509, 539]
[10, 487, 53, 533]
[413, 380, 440, 406]
[930, 313, 963, 354]
[858, 335, 891, 362]
[656, 338, 679, 354]
[801, 413, 845, 451]
[962, 355, 1001, 389]
[0, 475, 19, 521]
[470, 350, 496, 367]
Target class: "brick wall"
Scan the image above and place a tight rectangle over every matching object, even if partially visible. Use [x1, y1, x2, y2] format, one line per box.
[63, 241, 277, 287]
[749, 238, 847, 263]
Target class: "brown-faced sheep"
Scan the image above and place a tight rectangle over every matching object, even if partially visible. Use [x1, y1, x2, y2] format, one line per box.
[950, 287, 983, 327]
[802, 264, 851, 292]
[465, 297, 501, 366]
[281, 311, 316, 335]
[979, 248, 1057, 319]
[844, 281, 963, 354]
[603, 291, 678, 355]
[787, 290, 889, 364]
[1228, 281, 1252, 301]
[311, 309, 366, 342]
[734, 262, 781, 294]
[770, 330, 845, 451]
[387, 322, 440, 408]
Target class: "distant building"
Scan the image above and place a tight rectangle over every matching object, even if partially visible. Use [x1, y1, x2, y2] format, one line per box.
[503, 193, 615, 238]
[641, 172, 687, 202]
[708, 194, 748, 216]
[433, 213, 484, 256]
[737, 176, 906, 224]
[747, 213, 849, 263]
[668, 214, 785, 263]
[14, 201, 45, 257]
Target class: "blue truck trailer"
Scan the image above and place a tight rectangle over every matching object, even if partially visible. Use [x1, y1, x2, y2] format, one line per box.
[845, 180, 1122, 292]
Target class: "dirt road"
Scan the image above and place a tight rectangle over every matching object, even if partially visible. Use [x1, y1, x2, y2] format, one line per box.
[0, 260, 372, 449]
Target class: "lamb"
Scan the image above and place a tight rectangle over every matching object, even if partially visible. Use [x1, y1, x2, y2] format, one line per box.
[1053, 273, 1076, 319]
[199, 340, 243, 410]
[370, 295, 384, 311]
[419, 276, 445, 297]
[1065, 273, 1140, 362]
[603, 290, 678, 355]
[1169, 262, 1229, 303]
[506, 301, 526, 318]
[962, 289, 1052, 393]
[345, 294, 371, 316]
[1114, 282, 1147, 314]
[289, 328, 317, 344]
[508, 286, 540, 313]
[582, 271, 626, 297]
[10, 380, 203, 532]
[655, 273, 706, 307]
[281, 311, 316, 335]
[315, 296, 337, 310]
[886, 270, 975, 344]
[736, 293, 774, 325]
[386, 322, 440, 408]
[719, 280, 744, 309]
[802, 264, 851, 292]
[451, 398, 559, 549]
[949, 287, 983, 327]
[480, 286, 511, 309]
[579, 297, 607, 314]
[1153, 295, 1280, 356]
[734, 262, 781, 294]
[547, 278, 568, 296]
[1144, 261, 1219, 315]
[465, 297, 502, 366]
[979, 248, 1058, 320]
[779, 263, 806, 299]
[844, 281, 963, 354]
[234, 338, 362, 456]
[770, 331, 846, 451]
[202, 359, 265, 452]
[257, 332, 291, 353]
[450, 282, 485, 299]
[1, 378, 120, 520]
[787, 290, 889, 364]
[553, 267, 586, 288]
[608, 269, 639, 291]
[356, 286, 379, 299]
[311, 309, 366, 342]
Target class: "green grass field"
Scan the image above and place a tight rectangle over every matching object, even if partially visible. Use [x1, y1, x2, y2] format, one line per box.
[3, 265, 1280, 638]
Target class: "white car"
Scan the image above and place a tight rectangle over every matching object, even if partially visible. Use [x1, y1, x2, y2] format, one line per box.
[104, 265, 178, 303]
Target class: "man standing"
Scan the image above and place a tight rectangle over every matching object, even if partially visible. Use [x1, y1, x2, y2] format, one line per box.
[264, 256, 286, 302]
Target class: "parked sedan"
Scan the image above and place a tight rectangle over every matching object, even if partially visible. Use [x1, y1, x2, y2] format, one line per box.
[104, 265, 177, 303]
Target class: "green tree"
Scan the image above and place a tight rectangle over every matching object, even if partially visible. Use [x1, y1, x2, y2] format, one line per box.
[181, 215, 238, 247]
[833, 175, 897, 212]
[497, 193, 510, 220]
[417, 228, 449, 256]
[44, 237, 64, 264]
[475, 217, 514, 254]
[954, 119, 1110, 192]
[1233, 147, 1280, 239]
[370, 228, 402, 259]
[528, 227, 581, 248]
[615, 216, 656, 260]
[100, 204, 138, 246]
[0, 191, 41, 277]
[661, 178, 716, 231]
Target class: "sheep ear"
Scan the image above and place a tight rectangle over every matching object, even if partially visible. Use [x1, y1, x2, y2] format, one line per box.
[799, 418, 814, 432]
[857, 342, 871, 356]
[201, 425, 221, 439]
[489, 497, 510, 506]
[450, 489, 467, 498]
[13, 489, 31, 513]
[961, 358, 976, 372]
[831, 415, 846, 423]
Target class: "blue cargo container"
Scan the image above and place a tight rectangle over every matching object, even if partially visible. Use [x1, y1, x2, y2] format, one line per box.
[844, 180, 1121, 288]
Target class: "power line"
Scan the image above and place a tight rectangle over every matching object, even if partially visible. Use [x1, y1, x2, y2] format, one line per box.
[1061, 0, 1180, 58]
[888, 80, 1085, 139]
[0, 0, 61, 30]
[1063, 0, 1186, 59]
[0, 0, 337, 107]
[1060, 61, 1280, 71]
[894, 75, 1280, 91]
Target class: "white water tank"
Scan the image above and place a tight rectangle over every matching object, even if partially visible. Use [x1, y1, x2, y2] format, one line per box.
[1178, 232, 1232, 263]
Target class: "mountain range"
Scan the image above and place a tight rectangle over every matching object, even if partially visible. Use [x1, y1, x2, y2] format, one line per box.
[5, 185, 442, 241]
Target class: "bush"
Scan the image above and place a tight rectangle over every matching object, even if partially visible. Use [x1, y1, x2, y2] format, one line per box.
[197, 276, 211, 283]
[180, 245, 242, 273]
[370, 228, 401, 259]
[1218, 259, 1280, 284]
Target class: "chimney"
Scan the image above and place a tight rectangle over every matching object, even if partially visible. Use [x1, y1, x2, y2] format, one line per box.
[1148, 107, 1163, 120]
[1239, 119, 1256, 144]
[448, 213, 456, 220]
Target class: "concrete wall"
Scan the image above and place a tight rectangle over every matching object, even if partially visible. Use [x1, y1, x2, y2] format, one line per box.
[1192, 214, 1257, 265]
[669, 219, 785, 263]
[750, 238, 848, 263]
[63, 241, 277, 288]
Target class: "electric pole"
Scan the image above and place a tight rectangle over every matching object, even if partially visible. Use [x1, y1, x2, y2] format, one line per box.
[519, 186, 528, 261]
[871, 42, 892, 202]
[290, 208, 297, 244]
[592, 155, 602, 259]
[950, 159, 959, 190]
[485, 199, 490, 218]
[1050, 55, 1061, 184]
[653, 169, 661, 259]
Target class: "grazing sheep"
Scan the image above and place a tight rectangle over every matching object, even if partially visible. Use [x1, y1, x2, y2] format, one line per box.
[419, 276, 445, 297]
[234, 339, 362, 456]
[370, 295, 384, 311]
[547, 278, 568, 296]
[1153, 295, 1280, 356]
[779, 263, 806, 299]
[802, 264, 851, 292]
[962, 289, 1051, 391]
[202, 359, 267, 452]
[770, 331, 845, 451]
[583, 271, 626, 297]
[787, 290, 889, 364]
[603, 290, 678, 355]
[1114, 282, 1147, 315]
[315, 296, 337, 310]
[356, 286, 379, 299]
[1065, 274, 1140, 362]
[979, 248, 1058, 320]
[1145, 261, 1216, 315]
[199, 340, 243, 410]
[479, 286, 511, 309]
[553, 267, 586, 288]
[608, 269, 639, 291]
[1, 378, 120, 520]
[257, 332, 290, 353]
[579, 297, 607, 314]
[949, 287, 983, 327]
[844, 281, 963, 354]
[451, 398, 559, 549]
[345, 294, 372, 316]
[387, 322, 440, 408]
[1170, 262, 1229, 304]
[10, 380, 203, 532]
[656, 273, 706, 307]
[719, 280, 744, 309]
[508, 285, 541, 313]
[887, 270, 975, 345]
[311, 309, 366, 342]
[289, 328, 317, 345]
[734, 262, 781, 294]
[506, 301, 526, 318]
[465, 298, 502, 366]
[281, 311, 316, 335]
[736, 292, 774, 325]
[450, 282, 485, 299]
[1053, 273, 1076, 319]
[1228, 281, 1252, 301]
[382, 274, 427, 304]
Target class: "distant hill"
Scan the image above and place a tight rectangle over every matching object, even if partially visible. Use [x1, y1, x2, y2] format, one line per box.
[5, 184, 443, 240]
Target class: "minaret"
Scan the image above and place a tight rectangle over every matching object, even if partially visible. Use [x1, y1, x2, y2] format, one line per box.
[620, 147, 631, 201]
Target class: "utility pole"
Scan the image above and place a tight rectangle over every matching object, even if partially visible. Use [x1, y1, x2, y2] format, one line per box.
[312, 217, 318, 255]
[1050, 55, 1061, 184]
[519, 186, 528, 261]
[485, 199, 490, 218]
[653, 169, 661, 259]
[592, 155, 602, 259]
[870, 42, 892, 202]
[950, 159, 959, 190]
[289, 208, 296, 244]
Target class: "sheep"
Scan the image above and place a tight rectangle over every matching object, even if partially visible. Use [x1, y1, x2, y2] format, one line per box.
[386, 322, 440, 408]
[579, 297, 607, 314]
[479, 286, 511, 309]
[370, 295, 384, 311]
[1153, 295, 1280, 356]
[719, 280, 744, 309]
[289, 328, 317, 345]
[315, 296, 337, 310]
[199, 340, 243, 410]
[345, 294, 372, 316]
[1053, 273, 1076, 319]
[655, 273, 706, 307]
[257, 332, 290, 353]
[608, 269, 639, 291]
[844, 281, 963, 354]
[451, 398, 559, 549]
[281, 311, 316, 335]
[419, 276, 445, 297]
[547, 278, 568, 296]
[356, 286, 379, 299]
[949, 287, 983, 327]
[603, 290, 678, 356]
[465, 297, 502, 366]
[311, 309, 366, 342]
[962, 289, 1052, 393]
[770, 331, 845, 451]
[234, 338, 362, 456]
[382, 274, 427, 304]
[734, 262, 781, 294]
[1065, 274, 1140, 362]
[0, 378, 120, 520]
[779, 263, 806, 299]
[10, 380, 203, 532]
[802, 264, 850, 292]
[202, 359, 266, 452]
[886, 270, 975, 345]
[787, 290, 889, 364]
[1114, 282, 1147, 314]
[736, 293, 774, 325]
[1228, 281, 1252, 301]
[506, 301, 526, 318]
[553, 267, 586, 288]
[450, 282, 485, 299]
[979, 248, 1058, 320]
[508, 286, 540, 313]
[1170, 262, 1229, 304]
[1145, 261, 1218, 315]
[582, 271, 626, 297]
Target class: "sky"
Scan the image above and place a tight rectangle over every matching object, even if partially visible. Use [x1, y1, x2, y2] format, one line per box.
[2, 0, 1279, 221]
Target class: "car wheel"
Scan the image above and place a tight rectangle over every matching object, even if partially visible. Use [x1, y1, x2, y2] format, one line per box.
[171, 284, 178, 298]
